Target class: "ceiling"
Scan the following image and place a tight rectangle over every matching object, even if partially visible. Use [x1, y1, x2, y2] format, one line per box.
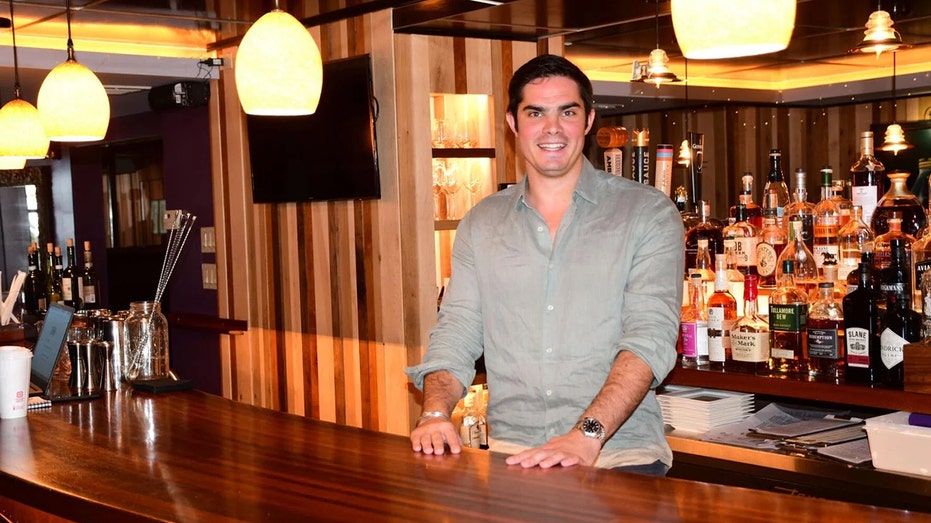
[1, 0, 930, 117]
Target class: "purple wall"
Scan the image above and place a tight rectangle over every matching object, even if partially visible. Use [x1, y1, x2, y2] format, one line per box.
[70, 104, 221, 394]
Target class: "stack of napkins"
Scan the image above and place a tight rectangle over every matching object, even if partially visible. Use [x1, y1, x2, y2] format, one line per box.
[658, 386, 755, 432]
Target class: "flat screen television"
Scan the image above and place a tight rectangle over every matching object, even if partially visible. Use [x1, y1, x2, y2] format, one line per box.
[248, 54, 380, 203]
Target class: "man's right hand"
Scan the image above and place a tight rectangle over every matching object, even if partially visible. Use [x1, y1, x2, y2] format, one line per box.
[410, 418, 462, 455]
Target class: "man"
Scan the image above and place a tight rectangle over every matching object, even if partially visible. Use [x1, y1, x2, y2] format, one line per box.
[406, 54, 684, 475]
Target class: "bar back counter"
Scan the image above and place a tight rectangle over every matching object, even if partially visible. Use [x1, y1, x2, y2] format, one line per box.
[0, 390, 925, 522]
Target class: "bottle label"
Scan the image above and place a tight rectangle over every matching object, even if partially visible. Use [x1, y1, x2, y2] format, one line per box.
[83, 285, 97, 304]
[814, 220, 839, 239]
[769, 303, 807, 332]
[756, 243, 778, 277]
[680, 321, 708, 358]
[708, 334, 725, 363]
[733, 237, 758, 267]
[850, 185, 879, 224]
[604, 148, 623, 177]
[917, 259, 931, 315]
[879, 328, 907, 369]
[62, 279, 72, 301]
[812, 245, 839, 270]
[731, 331, 769, 362]
[808, 328, 839, 359]
[845, 327, 871, 368]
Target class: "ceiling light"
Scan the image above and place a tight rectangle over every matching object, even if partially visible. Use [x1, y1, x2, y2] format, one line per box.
[671, 0, 796, 59]
[235, 4, 323, 116]
[0, 0, 48, 159]
[0, 156, 26, 170]
[632, 1, 680, 87]
[880, 53, 912, 155]
[850, 10, 909, 57]
[37, 0, 110, 142]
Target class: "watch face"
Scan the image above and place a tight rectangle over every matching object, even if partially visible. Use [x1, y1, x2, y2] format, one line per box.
[582, 418, 601, 435]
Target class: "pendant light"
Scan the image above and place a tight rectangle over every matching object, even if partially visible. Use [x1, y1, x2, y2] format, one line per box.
[880, 52, 912, 155]
[0, 0, 49, 161]
[37, 0, 110, 142]
[672, 0, 796, 59]
[0, 156, 26, 170]
[678, 59, 691, 167]
[849, 9, 909, 57]
[235, 1, 323, 115]
[634, 0, 680, 88]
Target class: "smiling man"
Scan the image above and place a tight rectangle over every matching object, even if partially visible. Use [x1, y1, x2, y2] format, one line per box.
[406, 54, 684, 475]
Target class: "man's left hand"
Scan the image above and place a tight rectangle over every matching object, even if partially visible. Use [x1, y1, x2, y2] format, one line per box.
[504, 430, 601, 468]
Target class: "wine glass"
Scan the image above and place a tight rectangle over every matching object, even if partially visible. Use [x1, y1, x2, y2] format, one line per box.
[455, 119, 477, 148]
[465, 160, 483, 209]
[432, 119, 451, 148]
[443, 162, 462, 220]
[432, 161, 446, 220]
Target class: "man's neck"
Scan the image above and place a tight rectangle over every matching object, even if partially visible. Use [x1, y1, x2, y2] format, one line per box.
[525, 163, 583, 240]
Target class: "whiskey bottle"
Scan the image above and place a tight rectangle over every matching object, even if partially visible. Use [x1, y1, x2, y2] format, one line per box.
[763, 149, 790, 229]
[871, 171, 926, 238]
[784, 167, 815, 252]
[707, 257, 737, 371]
[775, 218, 818, 294]
[729, 173, 763, 229]
[837, 205, 874, 285]
[873, 216, 914, 273]
[843, 256, 885, 383]
[680, 273, 709, 369]
[62, 238, 83, 310]
[769, 259, 809, 375]
[831, 179, 853, 228]
[722, 204, 759, 278]
[81, 241, 99, 310]
[723, 239, 746, 317]
[850, 131, 885, 226]
[684, 201, 723, 276]
[807, 282, 845, 381]
[813, 166, 841, 274]
[730, 274, 771, 375]
[757, 214, 787, 289]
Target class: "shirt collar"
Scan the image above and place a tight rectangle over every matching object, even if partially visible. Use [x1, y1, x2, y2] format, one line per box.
[514, 157, 602, 211]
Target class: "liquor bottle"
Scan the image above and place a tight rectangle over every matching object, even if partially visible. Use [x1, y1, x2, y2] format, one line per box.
[81, 241, 99, 309]
[843, 256, 885, 383]
[49, 245, 64, 306]
[837, 205, 874, 285]
[769, 259, 809, 375]
[813, 166, 841, 274]
[22, 243, 47, 319]
[879, 238, 921, 388]
[680, 273, 709, 369]
[912, 227, 931, 314]
[775, 218, 818, 294]
[871, 171, 926, 238]
[722, 204, 759, 278]
[784, 167, 815, 252]
[831, 179, 853, 228]
[763, 149, 790, 229]
[723, 239, 746, 317]
[729, 173, 763, 229]
[810, 255, 845, 302]
[693, 238, 715, 296]
[684, 201, 723, 276]
[730, 274, 771, 375]
[707, 257, 737, 371]
[756, 214, 786, 289]
[807, 282, 845, 381]
[43, 242, 61, 307]
[849, 131, 886, 226]
[62, 238, 83, 310]
[873, 216, 914, 274]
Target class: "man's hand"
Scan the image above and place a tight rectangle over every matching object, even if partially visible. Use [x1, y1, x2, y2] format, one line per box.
[410, 418, 462, 455]
[504, 430, 601, 468]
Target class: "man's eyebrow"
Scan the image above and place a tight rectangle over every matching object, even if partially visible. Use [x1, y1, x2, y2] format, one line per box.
[520, 101, 582, 113]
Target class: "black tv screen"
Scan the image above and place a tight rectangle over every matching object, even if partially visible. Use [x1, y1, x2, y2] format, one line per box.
[248, 54, 380, 203]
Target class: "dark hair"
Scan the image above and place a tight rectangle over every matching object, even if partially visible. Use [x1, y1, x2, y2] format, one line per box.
[506, 54, 594, 124]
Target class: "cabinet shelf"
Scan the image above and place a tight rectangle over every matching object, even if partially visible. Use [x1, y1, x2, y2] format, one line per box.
[432, 148, 495, 159]
[665, 365, 931, 414]
[434, 219, 459, 231]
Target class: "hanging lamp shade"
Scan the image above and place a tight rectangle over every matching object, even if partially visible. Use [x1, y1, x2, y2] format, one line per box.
[235, 9, 323, 116]
[37, 59, 110, 142]
[0, 98, 49, 158]
[642, 49, 681, 88]
[850, 10, 908, 57]
[0, 156, 26, 170]
[880, 123, 913, 155]
[671, 0, 796, 59]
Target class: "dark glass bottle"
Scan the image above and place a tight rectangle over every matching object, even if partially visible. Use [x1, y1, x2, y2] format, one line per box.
[871, 171, 926, 238]
[729, 172, 763, 229]
[843, 256, 885, 384]
[685, 201, 724, 276]
[763, 149, 790, 229]
[62, 238, 84, 310]
[81, 241, 99, 310]
[878, 239, 920, 388]
[50, 245, 64, 306]
[22, 244, 47, 319]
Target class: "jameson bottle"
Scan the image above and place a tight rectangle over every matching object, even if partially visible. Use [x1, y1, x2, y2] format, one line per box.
[81, 241, 99, 309]
[763, 149, 790, 229]
[843, 255, 885, 383]
[878, 239, 920, 388]
[849, 131, 885, 226]
[62, 238, 83, 310]
[730, 275, 771, 374]
[769, 260, 809, 375]
[707, 258, 737, 371]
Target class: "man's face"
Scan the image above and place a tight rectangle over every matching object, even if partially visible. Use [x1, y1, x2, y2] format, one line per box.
[506, 76, 594, 180]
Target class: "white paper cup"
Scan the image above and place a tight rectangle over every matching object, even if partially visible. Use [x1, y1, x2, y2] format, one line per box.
[0, 346, 33, 419]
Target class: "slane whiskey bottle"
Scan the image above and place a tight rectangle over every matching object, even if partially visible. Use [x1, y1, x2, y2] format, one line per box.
[843, 256, 885, 384]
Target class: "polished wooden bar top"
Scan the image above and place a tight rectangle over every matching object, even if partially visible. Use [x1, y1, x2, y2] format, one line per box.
[0, 390, 925, 523]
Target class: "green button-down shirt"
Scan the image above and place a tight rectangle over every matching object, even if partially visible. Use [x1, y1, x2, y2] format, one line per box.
[407, 159, 684, 465]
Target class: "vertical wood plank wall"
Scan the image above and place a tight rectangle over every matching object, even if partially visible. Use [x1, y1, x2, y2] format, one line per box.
[208, 1, 539, 435]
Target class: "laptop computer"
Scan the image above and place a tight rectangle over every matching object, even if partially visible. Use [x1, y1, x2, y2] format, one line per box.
[28, 303, 102, 404]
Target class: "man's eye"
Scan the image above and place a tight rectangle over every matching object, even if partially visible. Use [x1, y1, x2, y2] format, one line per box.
[563, 110, 577, 117]
[527, 111, 542, 118]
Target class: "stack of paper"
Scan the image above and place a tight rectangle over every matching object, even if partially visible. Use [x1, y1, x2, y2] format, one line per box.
[658, 386, 755, 432]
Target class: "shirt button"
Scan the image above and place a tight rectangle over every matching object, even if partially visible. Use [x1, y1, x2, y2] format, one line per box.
[545, 390, 552, 396]
[547, 305, 554, 311]
[546, 347, 553, 353]
[537, 225, 545, 232]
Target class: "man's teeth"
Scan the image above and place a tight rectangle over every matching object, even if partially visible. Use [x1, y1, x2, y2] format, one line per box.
[539, 144, 564, 150]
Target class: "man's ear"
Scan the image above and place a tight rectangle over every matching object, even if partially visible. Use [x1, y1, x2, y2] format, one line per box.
[506, 111, 518, 134]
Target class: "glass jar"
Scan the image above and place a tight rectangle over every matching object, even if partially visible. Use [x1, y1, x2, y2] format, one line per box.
[871, 171, 926, 237]
[124, 301, 169, 381]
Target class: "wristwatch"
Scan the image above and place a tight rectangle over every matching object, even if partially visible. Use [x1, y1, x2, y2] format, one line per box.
[575, 417, 606, 442]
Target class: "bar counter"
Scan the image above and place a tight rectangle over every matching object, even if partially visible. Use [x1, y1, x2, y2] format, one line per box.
[0, 390, 925, 522]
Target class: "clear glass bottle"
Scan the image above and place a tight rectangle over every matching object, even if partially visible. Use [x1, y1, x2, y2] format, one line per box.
[125, 301, 170, 381]
[849, 130, 886, 226]
[707, 257, 737, 372]
[769, 259, 809, 375]
[837, 205, 874, 285]
[813, 166, 841, 274]
[684, 201, 723, 277]
[757, 214, 787, 289]
[831, 179, 853, 229]
[871, 171, 926, 238]
[784, 167, 815, 252]
[873, 216, 914, 273]
[729, 173, 763, 229]
[81, 241, 99, 310]
[680, 273, 709, 369]
[693, 238, 715, 296]
[810, 256, 846, 302]
[730, 274, 771, 375]
[722, 204, 759, 278]
[776, 218, 818, 295]
[763, 149, 790, 229]
[723, 239, 746, 317]
[807, 282, 845, 381]
[843, 256, 885, 384]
